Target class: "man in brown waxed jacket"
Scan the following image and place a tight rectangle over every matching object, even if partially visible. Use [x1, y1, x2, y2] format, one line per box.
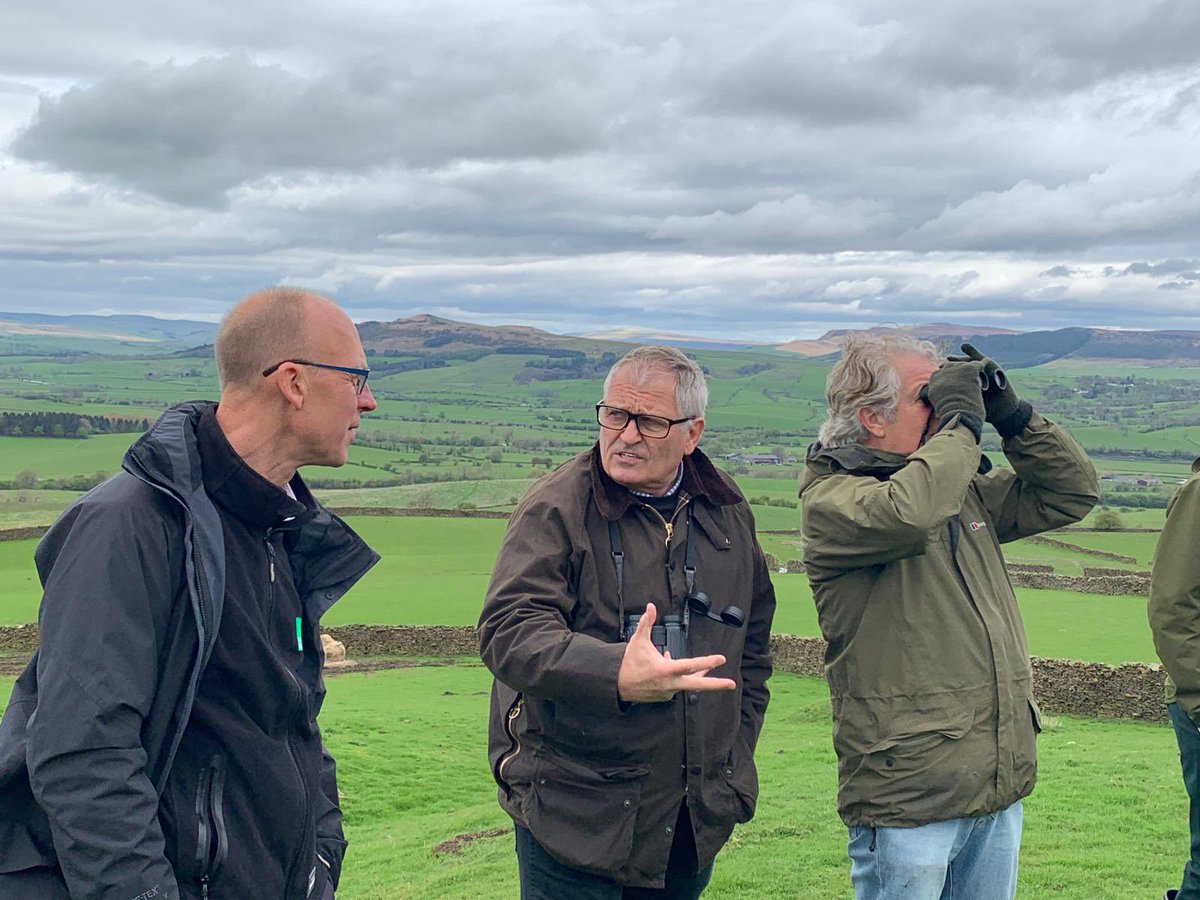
[478, 345, 775, 899]
[799, 333, 1098, 900]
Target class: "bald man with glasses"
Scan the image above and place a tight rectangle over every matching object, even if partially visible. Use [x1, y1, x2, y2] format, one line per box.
[479, 345, 776, 899]
[0, 287, 378, 899]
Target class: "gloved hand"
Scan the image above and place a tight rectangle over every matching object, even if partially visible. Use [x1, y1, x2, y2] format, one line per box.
[947, 342, 1032, 438]
[925, 360, 986, 442]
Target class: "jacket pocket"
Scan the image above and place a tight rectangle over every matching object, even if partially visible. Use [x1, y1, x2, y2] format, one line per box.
[194, 755, 228, 893]
[859, 707, 973, 783]
[704, 739, 758, 826]
[526, 749, 649, 875]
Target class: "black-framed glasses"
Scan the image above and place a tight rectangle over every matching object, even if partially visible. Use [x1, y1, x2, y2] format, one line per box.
[262, 359, 371, 395]
[595, 403, 693, 439]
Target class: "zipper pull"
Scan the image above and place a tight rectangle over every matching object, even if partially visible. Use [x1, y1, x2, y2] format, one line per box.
[508, 699, 522, 722]
[664, 521, 674, 547]
[265, 536, 276, 583]
[200, 875, 210, 900]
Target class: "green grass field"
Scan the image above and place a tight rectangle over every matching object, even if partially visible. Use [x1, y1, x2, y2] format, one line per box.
[0, 518, 1160, 665]
[3, 664, 1175, 899]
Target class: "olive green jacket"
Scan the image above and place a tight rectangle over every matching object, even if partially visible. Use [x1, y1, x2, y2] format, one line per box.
[798, 414, 1099, 827]
[1149, 457, 1200, 722]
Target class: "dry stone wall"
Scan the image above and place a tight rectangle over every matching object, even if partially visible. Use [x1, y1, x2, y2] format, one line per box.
[6, 625, 1165, 722]
[1024, 534, 1137, 564]
[1008, 571, 1149, 596]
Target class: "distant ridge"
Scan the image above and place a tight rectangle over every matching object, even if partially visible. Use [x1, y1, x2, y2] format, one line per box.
[776, 322, 1200, 367]
[0, 312, 218, 345]
[5, 311, 1200, 368]
[574, 326, 767, 351]
[776, 322, 1021, 358]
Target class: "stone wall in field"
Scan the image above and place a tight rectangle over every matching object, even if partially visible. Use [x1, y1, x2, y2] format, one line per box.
[0, 526, 49, 542]
[1007, 563, 1055, 574]
[1008, 571, 1149, 596]
[1024, 534, 1138, 564]
[1083, 566, 1151, 579]
[325, 507, 511, 519]
[0, 624, 1170, 722]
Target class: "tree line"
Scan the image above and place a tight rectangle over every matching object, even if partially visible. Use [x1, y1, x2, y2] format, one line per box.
[0, 412, 150, 438]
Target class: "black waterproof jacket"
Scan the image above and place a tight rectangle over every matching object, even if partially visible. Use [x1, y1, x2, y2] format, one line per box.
[0, 401, 379, 899]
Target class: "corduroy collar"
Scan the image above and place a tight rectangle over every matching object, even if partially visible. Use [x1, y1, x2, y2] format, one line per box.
[589, 443, 742, 521]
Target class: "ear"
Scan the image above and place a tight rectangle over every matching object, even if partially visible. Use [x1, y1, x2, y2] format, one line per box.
[682, 417, 705, 455]
[858, 406, 887, 440]
[268, 363, 308, 411]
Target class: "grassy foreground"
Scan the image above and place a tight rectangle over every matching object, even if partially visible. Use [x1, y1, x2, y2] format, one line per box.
[0, 663, 1189, 898]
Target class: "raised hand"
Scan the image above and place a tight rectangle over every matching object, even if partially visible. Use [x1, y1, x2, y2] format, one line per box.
[617, 603, 736, 703]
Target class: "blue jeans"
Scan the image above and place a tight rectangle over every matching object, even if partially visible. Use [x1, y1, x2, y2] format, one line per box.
[847, 801, 1023, 900]
[1168, 702, 1200, 900]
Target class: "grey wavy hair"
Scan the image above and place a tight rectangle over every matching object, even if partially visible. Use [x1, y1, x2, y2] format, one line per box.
[817, 333, 939, 448]
[603, 345, 709, 418]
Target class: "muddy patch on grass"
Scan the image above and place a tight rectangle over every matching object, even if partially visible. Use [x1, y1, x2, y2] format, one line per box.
[433, 826, 512, 857]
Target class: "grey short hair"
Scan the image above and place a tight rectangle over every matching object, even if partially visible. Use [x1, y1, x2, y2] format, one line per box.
[817, 333, 939, 448]
[603, 346, 708, 418]
[214, 287, 318, 391]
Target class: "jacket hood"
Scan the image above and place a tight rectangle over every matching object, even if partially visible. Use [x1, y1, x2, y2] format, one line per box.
[797, 441, 909, 497]
[798, 440, 992, 498]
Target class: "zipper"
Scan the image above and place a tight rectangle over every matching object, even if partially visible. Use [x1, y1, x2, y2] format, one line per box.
[282, 665, 312, 896]
[641, 499, 687, 548]
[496, 696, 524, 791]
[945, 514, 1002, 799]
[195, 755, 227, 898]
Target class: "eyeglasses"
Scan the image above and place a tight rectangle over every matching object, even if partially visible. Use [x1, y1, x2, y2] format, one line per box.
[595, 403, 693, 439]
[262, 359, 371, 395]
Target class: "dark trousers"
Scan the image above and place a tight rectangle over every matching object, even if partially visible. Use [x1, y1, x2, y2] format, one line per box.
[515, 805, 714, 900]
[1169, 702, 1200, 900]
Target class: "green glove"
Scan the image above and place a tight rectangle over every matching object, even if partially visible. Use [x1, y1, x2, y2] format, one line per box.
[947, 343, 1031, 438]
[925, 360, 986, 441]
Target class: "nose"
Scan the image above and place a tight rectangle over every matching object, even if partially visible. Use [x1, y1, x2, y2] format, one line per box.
[619, 416, 643, 442]
[358, 383, 378, 412]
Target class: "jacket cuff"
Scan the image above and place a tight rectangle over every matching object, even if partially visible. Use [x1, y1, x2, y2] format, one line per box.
[993, 400, 1033, 439]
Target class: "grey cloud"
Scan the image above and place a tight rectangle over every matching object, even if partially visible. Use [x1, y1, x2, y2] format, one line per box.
[1111, 258, 1200, 277]
[1040, 265, 1075, 277]
[13, 44, 631, 205]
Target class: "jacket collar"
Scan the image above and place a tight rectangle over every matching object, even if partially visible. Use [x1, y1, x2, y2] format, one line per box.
[195, 404, 316, 531]
[590, 443, 742, 521]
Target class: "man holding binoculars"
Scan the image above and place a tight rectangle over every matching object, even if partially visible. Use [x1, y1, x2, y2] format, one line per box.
[799, 333, 1099, 900]
[479, 345, 776, 899]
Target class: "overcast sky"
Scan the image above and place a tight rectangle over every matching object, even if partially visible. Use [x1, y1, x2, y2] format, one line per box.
[2, 0, 1200, 340]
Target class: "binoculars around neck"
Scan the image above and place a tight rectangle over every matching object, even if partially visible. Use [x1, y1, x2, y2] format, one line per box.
[624, 591, 746, 659]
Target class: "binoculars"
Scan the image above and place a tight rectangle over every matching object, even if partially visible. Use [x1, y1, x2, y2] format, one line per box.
[624, 592, 746, 659]
[918, 361, 1007, 405]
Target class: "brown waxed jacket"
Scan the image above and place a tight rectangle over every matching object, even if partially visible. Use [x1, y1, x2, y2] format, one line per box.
[798, 413, 1099, 828]
[478, 445, 775, 888]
